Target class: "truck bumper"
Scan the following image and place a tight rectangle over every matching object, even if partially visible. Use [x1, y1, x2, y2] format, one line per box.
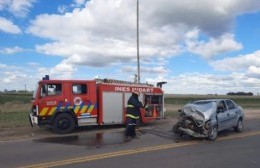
[29, 113, 38, 126]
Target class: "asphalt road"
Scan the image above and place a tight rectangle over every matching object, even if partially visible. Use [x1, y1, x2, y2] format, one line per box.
[1, 119, 260, 168]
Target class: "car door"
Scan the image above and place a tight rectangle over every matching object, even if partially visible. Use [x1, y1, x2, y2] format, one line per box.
[217, 100, 229, 131]
[225, 100, 239, 127]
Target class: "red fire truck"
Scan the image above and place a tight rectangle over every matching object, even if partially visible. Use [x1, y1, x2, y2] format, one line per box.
[29, 75, 166, 134]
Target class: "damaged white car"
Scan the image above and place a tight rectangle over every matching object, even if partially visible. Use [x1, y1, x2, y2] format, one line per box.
[173, 99, 244, 140]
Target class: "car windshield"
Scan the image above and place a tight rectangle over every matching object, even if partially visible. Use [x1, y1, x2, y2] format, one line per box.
[193, 100, 216, 105]
[184, 101, 218, 120]
[185, 100, 217, 115]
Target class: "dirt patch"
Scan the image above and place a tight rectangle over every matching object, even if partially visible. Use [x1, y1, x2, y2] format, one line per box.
[0, 126, 54, 141]
[165, 104, 182, 112]
[244, 109, 260, 120]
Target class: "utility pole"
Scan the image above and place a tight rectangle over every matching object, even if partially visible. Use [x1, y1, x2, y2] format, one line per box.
[136, 0, 140, 83]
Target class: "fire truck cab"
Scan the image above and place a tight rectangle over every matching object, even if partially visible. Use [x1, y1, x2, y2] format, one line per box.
[29, 76, 165, 134]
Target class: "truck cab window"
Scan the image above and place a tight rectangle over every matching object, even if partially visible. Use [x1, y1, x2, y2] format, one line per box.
[41, 84, 62, 97]
[73, 84, 87, 94]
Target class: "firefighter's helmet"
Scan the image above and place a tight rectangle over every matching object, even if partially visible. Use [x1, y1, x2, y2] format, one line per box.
[132, 90, 141, 96]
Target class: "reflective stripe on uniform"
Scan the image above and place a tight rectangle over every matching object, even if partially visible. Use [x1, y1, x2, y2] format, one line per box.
[127, 105, 135, 108]
[126, 114, 139, 119]
[128, 123, 136, 126]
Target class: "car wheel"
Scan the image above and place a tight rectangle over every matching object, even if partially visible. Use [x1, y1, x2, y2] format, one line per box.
[53, 113, 75, 134]
[234, 119, 243, 132]
[208, 125, 218, 141]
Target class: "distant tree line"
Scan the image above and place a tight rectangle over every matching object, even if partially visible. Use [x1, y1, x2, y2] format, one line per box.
[1, 89, 33, 94]
[227, 92, 253, 96]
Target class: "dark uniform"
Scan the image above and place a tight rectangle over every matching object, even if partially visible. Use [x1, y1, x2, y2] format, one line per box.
[125, 91, 143, 139]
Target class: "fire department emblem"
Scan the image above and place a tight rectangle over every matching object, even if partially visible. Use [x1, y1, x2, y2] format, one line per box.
[73, 97, 82, 105]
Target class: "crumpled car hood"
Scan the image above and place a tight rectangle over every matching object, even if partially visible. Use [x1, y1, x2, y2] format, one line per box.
[183, 102, 217, 121]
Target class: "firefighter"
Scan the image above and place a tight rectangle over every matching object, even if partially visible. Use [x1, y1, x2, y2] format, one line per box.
[125, 90, 143, 140]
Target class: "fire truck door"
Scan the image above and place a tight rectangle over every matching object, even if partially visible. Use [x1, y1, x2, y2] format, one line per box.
[39, 83, 64, 117]
[71, 83, 94, 117]
[102, 92, 123, 124]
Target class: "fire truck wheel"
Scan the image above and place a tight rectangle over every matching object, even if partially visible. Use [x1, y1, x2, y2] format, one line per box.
[53, 113, 75, 134]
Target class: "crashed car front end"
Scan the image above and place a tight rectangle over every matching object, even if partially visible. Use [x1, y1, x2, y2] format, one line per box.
[173, 102, 217, 139]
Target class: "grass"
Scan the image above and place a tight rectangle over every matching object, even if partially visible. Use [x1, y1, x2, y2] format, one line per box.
[0, 111, 29, 128]
[0, 93, 32, 104]
[0, 93, 32, 128]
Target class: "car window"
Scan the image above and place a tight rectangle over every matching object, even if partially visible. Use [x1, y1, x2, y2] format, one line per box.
[226, 100, 236, 110]
[217, 101, 227, 112]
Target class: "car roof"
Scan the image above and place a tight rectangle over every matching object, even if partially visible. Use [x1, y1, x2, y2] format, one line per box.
[192, 99, 231, 103]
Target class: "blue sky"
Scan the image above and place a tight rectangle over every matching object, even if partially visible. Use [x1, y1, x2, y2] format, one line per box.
[1, 0, 260, 95]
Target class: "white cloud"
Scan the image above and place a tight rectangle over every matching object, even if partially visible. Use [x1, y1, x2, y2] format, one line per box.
[0, 62, 76, 91]
[121, 65, 169, 74]
[0, 63, 8, 69]
[0, 0, 9, 10]
[142, 66, 169, 74]
[72, 0, 87, 7]
[186, 32, 242, 58]
[0, 46, 24, 54]
[3, 71, 27, 83]
[210, 50, 260, 71]
[0, 63, 36, 91]
[0, 0, 35, 17]
[0, 17, 21, 34]
[143, 0, 260, 36]
[49, 60, 76, 79]
[246, 66, 260, 78]
[145, 75, 168, 86]
[164, 72, 260, 94]
[57, 5, 67, 14]
[35, 61, 76, 80]
[3, 0, 257, 93]
[27, 0, 260, 70]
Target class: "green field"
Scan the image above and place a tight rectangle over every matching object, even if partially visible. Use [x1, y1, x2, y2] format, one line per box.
[0, 93, 259, 128]
[0, 93, 32, 128]
[165, 94, 260, 108]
